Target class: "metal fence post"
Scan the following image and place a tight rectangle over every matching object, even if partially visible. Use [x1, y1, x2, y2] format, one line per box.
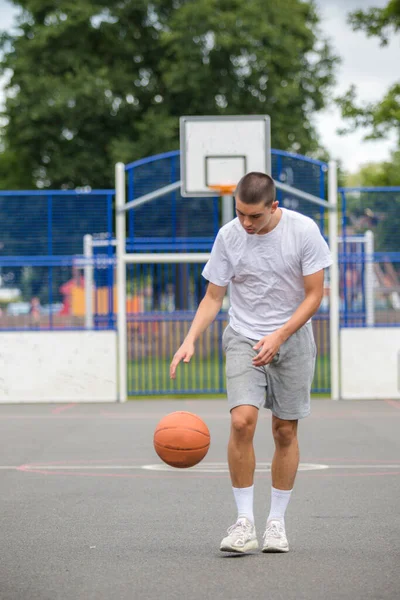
[328, 160, 340, 401]
[84, 234, 94, 329]
[116, 163, 127, 402]
[365, 230, 375, 327]
[222, 194, 234, 226]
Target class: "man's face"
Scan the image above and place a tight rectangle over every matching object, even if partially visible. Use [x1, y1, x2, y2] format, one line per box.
[235, 196, 279, 235]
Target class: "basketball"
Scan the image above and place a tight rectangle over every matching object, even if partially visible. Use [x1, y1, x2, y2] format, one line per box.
[153, 411, 210, 468]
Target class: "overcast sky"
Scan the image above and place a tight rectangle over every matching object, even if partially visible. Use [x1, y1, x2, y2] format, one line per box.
[314, 0, 399, 171]
[0, 0, 399, 172]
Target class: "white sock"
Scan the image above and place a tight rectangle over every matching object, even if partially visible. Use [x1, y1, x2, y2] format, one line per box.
[232, 485, 254, 524]
[267, 487, 292, 526]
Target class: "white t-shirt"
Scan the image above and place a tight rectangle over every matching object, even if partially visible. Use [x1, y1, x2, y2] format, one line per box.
[202, 208, 333, 338]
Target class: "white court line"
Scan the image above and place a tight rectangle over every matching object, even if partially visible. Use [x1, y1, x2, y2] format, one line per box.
[141, 462, 400, 473]
[323, 465, 400, 469]
[5, 462, 400, 473]
[142, 462, 329, 472]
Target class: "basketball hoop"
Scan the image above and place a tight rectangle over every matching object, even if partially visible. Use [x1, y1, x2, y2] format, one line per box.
[208, 184, 236, 196]
[179, 115, 271, 197]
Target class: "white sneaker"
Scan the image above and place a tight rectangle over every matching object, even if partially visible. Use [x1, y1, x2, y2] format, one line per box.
[262, 519, 289, 553]
[220, 518, 259, 553]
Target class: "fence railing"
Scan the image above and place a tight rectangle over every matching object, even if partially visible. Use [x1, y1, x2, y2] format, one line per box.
[339, 187, 400, 328]
[123, 260, 330, 395]
[0, 190, 114, 330]
[3, 155, 398, 397]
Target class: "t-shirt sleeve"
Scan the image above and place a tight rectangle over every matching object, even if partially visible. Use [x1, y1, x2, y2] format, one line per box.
[202, 232, 234, 286]
[301, 221, 333, 276]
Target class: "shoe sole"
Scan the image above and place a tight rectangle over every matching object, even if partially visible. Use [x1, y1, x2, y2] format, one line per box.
[220, 539, 259, 553]
[262, 545, 289, 553]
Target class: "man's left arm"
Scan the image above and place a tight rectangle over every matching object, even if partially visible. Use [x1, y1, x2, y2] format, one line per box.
[252, 270, 324, 367]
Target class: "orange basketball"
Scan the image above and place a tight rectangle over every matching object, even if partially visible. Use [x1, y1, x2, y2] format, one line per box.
[153, 411, 210, 468]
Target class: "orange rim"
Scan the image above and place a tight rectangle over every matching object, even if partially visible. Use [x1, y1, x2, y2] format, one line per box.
[208, 184, 236, 195]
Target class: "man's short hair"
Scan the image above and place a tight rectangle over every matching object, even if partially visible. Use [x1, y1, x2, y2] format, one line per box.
[235, 172, 276, 206]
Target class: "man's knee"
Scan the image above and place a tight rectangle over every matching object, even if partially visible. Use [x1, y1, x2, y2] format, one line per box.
[272, 417, 298, 448]
[230, 406, 258, 440]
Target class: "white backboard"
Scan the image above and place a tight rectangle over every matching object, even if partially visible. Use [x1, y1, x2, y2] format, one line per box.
[180, 115, 271, 197]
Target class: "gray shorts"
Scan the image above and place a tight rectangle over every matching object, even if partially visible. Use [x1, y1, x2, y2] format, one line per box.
[222, 323, 317, 420]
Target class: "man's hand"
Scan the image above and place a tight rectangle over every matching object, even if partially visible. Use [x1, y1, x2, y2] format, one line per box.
[170, 340, 195, 379]
[252, 330, 285, 367]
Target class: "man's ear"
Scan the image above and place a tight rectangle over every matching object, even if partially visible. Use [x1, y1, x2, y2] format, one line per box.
[271, 201, 279, 213]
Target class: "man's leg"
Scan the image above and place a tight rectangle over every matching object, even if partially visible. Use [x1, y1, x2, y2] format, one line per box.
[228, 405, 259, 522]
[262, 416, 298, 553]
[228, 405, 259, 488]
[270, 416, 299, 492]
[220, 405, 259, 553]
[220, 325, 266, 553]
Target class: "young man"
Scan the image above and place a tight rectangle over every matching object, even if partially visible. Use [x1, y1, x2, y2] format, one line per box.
[170, 172, 332, 553]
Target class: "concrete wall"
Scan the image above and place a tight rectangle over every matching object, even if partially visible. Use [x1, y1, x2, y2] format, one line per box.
[341, 328, 400, 400]
[0, 331, 117, 402]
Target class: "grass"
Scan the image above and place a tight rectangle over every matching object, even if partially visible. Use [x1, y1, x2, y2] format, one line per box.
[127, 354, 330, 396]
[128, 356, 225, 395]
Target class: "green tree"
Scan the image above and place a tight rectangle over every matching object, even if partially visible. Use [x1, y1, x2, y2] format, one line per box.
[0, 0, 339, 189]
[348, 0, 400, 45]
[0, 147, 33, 189]
[337, 0, 400, 141]
[343, 149, 400, 251]
[337, 1, 400, 252]
[345, 150, 400, 188]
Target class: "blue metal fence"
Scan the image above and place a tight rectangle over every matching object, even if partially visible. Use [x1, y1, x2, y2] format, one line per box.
[123, 150, 330, 395]
[123, 148, 327, 248]
[0, 190, 114, 330]
[125, 151, 219, 248]
[271, 150, 327, 234]
[339, 187, 400, 328]
[6, 155, 398, 396]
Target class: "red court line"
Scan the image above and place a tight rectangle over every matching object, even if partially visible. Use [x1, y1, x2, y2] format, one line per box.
[385, 399, 400, 410]
[19, 459, 146, 467]
[0, 410, 399, 420]
[99, 411, 232, 419]
[51, 403, 77, 415]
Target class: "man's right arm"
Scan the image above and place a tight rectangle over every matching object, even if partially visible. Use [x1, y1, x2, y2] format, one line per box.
[169, 282, 227, 379]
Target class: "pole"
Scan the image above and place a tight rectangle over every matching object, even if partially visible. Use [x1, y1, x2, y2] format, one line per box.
[365, 230, 375, 327]
[116, 162, 127, 403]
[222, 194, 234, 226]
[124, 252, 210, 264]
[221, 194, 234, 306]
[123, 181, 181, 212]
[328, 160, 340, 401]
[83, 234, 94, 330]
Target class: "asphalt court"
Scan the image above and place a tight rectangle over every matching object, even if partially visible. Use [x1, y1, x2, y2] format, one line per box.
[0, 398, 399, 600]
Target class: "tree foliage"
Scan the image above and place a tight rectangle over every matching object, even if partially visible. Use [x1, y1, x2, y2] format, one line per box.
[338, 83, 400, 141]
[337, 0, 400, 142]
[338, 2, 400, 252]
[346, 149, 400, 188]
[0, 0, 338, 189]
[344, 149, 400, 252]
[348, 0, 400, 46]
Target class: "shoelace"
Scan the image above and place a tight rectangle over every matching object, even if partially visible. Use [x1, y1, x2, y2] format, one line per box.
[263, 521, 285, 540]
[227, 521, 251, 542]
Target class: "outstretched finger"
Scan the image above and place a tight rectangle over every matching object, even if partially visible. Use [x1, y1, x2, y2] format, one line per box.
[170, 356, 181, 379]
